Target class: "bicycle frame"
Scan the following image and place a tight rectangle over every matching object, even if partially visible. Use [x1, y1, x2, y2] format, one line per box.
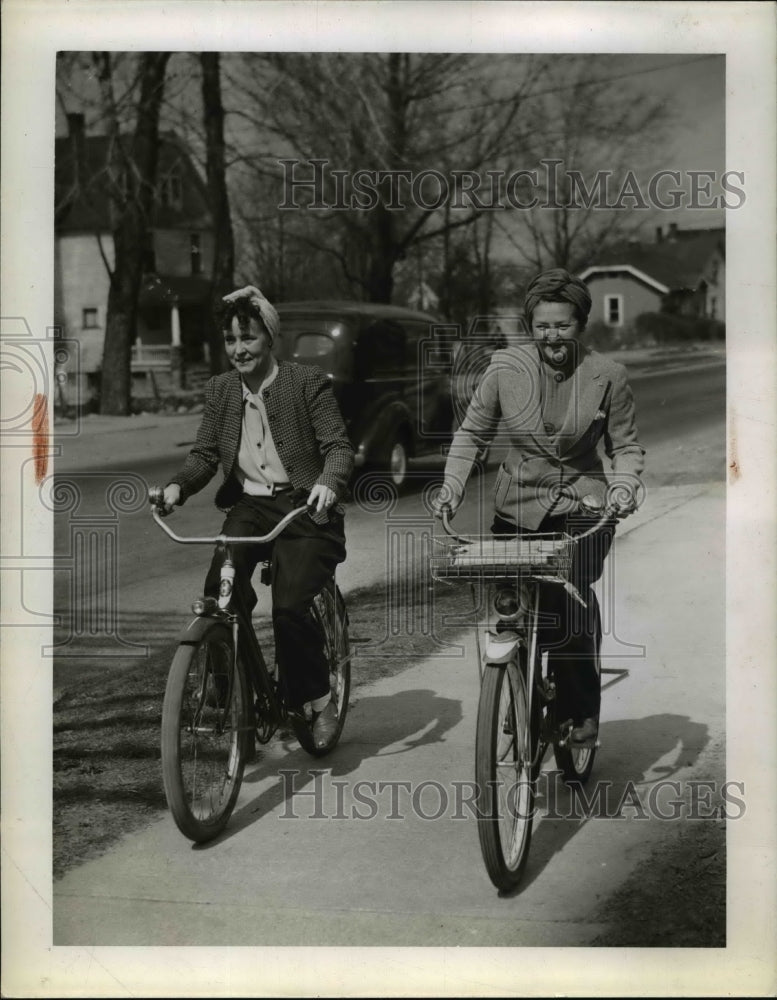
[151, 501, 309, 727]
[434, 505, 613, 749]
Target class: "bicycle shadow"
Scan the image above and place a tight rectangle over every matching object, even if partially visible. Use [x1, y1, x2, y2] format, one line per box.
[191, 688, 463, 852]
[501, 712, 713, 897]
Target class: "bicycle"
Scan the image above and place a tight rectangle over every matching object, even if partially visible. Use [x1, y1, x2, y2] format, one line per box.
[148, 487, 351, 843]
[430, 496, 626, 891]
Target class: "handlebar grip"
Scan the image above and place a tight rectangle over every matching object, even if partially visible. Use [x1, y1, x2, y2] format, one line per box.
[148, 486, 165, 507]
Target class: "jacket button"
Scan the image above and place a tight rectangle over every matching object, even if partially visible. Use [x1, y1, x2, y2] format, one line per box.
[276, 441, 283, 447]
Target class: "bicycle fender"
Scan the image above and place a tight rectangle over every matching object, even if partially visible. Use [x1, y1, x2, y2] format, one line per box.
[177, 615, 230, 645]
[484, 631, 521, 663]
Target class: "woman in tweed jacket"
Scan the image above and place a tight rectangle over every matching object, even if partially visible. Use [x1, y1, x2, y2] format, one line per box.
[434, 268, 645, 745]
[162, 286, 354, 747]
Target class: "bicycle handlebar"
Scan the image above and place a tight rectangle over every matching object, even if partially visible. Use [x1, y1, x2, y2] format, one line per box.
[438, 496, 627, 543]
[148, 487, 309, 545]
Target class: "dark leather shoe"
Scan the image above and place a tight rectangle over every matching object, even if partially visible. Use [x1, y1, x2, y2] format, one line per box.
[571, 717, 598, 742]
[312, 700, 338, 748]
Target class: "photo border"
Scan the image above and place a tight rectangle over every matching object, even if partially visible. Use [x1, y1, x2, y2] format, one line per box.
[2, 1, 775, 995]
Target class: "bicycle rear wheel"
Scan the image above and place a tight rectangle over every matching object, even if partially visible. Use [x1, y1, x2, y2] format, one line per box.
[161, 622, 250, 842]
[554, 739, 597, 784]
[295, 584, 351, 757]
[475, 659, 537, 891]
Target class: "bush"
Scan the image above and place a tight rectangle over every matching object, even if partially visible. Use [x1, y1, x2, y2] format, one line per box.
[635, 312, 725, 344]
[583, 320, 642, 351]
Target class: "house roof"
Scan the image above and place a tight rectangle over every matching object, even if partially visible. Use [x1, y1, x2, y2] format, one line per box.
[579, 228, 724, 293]
[55, 130, 213, 233]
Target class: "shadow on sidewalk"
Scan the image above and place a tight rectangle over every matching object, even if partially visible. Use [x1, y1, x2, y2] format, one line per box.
[191, 688, 463, 852]
[503, 712, 712, 897]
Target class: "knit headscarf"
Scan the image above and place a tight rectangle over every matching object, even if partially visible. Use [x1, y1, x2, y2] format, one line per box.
[524, 268, 592, 329]
[222, 288, 281, 344]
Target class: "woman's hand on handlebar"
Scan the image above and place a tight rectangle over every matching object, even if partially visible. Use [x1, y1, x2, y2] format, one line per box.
[430, 483, 462, 520]
[605, 482, 639, 518]
[579, 485, 638, 521]
[149, 483, 180, 517]
[307, 483, 336, 515]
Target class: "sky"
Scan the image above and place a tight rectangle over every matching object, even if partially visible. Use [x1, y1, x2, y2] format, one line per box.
[55, 50, 726, 273]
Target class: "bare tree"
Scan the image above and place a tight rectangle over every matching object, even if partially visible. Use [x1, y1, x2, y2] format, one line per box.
[93, 51, 170, 415]
[494, 57, 670, 273]
[200, 52, 235, 374]
[226, 53, 545, 304]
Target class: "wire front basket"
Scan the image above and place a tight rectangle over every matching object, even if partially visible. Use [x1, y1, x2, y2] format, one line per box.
[430, 532, 575, 582]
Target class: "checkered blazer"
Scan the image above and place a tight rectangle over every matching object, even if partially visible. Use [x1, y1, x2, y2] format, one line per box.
[170, 363, 354, 511]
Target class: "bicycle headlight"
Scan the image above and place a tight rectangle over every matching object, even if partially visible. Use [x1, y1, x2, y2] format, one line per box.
[191, 596, 219, 616]
[493, 585, 520, 620]
[493, 583, 530, 621]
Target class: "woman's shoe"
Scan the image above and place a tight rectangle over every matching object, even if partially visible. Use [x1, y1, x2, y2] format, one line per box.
[312, 699, 338, 748]
[571, 717, 598, 742]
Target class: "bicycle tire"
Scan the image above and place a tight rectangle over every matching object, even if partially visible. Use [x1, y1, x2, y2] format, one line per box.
[294, 584, 351, 758]
[161, 622, 250, 842]
[475, 659, 537, 891]
[553, 739, 597, 784]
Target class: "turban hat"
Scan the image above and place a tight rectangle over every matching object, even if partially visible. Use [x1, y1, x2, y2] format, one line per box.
[223, 286, 281, 344]
[524, 268, 592, 328]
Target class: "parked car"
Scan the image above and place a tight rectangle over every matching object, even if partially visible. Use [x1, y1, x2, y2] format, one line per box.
[274, 300, 456, 488]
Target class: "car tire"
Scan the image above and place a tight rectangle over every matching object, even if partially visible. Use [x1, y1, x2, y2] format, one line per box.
[386, 436, 409, 489]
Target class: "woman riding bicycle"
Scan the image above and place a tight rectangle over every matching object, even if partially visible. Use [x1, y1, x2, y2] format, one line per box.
[161, 285, 354, 748]
[433, 267, 645, 744]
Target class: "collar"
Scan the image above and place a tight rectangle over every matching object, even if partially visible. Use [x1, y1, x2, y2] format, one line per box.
[241, 358, 279, 400]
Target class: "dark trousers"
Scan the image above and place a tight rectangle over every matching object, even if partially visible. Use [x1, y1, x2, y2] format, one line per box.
[204, 493, 346, 709]
[492, 511, 615, 723]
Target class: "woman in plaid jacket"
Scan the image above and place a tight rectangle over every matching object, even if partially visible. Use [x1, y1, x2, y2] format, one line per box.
[162, 286, 354, 747]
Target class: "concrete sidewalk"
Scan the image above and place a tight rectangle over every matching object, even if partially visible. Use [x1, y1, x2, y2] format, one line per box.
[52, 481, 726, 960]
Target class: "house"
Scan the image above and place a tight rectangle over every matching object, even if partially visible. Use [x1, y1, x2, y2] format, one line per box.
[578, 224, 725, 330]
[55, 113, 215, 398]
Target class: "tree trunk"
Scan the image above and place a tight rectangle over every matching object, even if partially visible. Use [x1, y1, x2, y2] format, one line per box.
[201, 52, 235, 374]
[366, 205, 396, 302]
[98, 52, 170, 415]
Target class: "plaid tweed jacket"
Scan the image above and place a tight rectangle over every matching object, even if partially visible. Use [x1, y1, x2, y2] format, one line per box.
[170, 363, 354, 512]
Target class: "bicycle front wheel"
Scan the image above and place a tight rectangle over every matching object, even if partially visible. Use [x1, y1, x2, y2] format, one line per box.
[295, 584, 351, 758]
[161, 623, 250, 842]
[475, 660, 537, 891]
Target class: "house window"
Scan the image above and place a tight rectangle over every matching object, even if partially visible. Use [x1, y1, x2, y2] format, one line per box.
[158, 163, 183, 210]
[604, 294, 623, 326]
[191, 233, 201, 275]
[82, 308, 99, 329]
